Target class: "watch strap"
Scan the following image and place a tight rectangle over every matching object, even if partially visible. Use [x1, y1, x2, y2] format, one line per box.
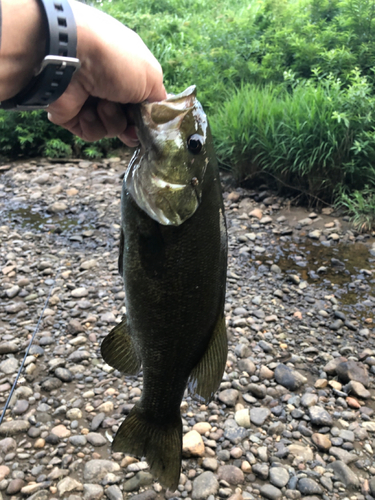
[0, 0, 80, 111]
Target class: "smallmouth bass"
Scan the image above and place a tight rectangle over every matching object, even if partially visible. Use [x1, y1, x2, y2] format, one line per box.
[101, 86, 228, 490]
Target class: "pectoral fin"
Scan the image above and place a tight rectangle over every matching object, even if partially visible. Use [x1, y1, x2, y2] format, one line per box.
[101, 317, 141, 375]
[188, 314, 227, 403]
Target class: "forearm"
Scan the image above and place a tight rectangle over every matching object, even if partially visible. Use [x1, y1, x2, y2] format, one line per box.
[0, 0, 46, 101]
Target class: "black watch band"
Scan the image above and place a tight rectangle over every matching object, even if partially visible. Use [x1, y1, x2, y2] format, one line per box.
[0, 0, 80, 111]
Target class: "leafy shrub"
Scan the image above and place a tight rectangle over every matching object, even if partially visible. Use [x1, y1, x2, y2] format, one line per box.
[335, 186, 375, 231]
[0, 109, 118, 160]
[212, 69, 375, 203]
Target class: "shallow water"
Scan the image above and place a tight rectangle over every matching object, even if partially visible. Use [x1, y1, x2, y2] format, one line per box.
[7, 207, 79, 232]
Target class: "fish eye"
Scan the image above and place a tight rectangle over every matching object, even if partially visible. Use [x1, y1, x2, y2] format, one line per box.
[187, 135, 203, 155]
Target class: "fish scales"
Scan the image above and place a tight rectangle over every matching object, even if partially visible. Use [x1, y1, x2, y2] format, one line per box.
[101, 85, 228, 490]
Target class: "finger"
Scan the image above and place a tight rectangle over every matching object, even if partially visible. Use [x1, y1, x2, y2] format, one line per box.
[78, 105, 107, 142]
[47, 78, 88, 125]
[97, 100, 128, 138]
[49, 103, 107, 142]
[118, 125, 140, 148]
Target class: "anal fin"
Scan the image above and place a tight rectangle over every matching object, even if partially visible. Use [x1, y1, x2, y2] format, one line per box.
[188, 314, 228, 403]
[101, 316, 141, 375]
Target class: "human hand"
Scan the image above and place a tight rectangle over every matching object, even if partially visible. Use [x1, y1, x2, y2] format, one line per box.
[47, 1, 166, 147]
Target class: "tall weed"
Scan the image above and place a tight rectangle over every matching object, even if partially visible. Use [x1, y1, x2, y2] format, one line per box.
[212, 70, 375, 203]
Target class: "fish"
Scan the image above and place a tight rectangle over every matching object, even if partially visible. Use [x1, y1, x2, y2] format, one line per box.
[101, 85, 228, 491]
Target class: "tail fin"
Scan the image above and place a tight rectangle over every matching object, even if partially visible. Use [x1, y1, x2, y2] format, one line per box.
[113, 405, 182, 491]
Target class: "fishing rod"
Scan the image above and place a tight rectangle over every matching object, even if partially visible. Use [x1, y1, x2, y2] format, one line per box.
[0, 267, 61, 425]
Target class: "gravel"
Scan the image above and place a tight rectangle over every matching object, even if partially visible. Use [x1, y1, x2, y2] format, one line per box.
[0, 160, 374, 500]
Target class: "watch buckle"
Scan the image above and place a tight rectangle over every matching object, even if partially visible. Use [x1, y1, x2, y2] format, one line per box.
[36, 55, 81, 76]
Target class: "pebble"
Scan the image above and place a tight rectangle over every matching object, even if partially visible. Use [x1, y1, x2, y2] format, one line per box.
[274, 364, 307, 390]
[182, 430, 205, 457]
[260, 484, 282, 500]
[192, 471, 219, 499]
[0, 420, 30, 436]
[0, 162, 373, 500]
[269, 467, 289, 488]
[217, 465, 244, 485]
[83, 460, 120, 482]
[308, 406, 333, 426]
[250, 407, 271, 426]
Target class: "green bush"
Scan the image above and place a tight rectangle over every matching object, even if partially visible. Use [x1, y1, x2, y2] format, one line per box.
[3, 0, 375, 218]
[212, 69, 375, 202]
[0, 109, 118, 160]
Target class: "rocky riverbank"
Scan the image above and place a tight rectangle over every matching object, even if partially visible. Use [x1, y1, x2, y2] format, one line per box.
[0, 158, 375, 500]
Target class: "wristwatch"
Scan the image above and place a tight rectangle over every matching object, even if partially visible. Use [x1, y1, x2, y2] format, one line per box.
[0, 0, 81, 111]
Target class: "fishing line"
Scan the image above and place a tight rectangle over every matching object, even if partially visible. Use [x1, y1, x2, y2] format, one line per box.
[0, 266, 61, 425]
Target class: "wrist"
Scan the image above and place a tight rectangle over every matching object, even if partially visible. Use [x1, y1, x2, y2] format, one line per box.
[0, 0, 46, 101]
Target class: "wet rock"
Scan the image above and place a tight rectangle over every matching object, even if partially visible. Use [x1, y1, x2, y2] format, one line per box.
[269, 467, 289, 488]
[0, 420, 30, 436]
[6, 478, 25, 495]
[218, 389, 239, 406]
[287, 444, 313, 461]
[259, 484, 282, 500]
[235, 409, 250, 428]
[297, 478, 323, 495]
[86, 433, 107, 447]
[51, 424, 71, 438]
[192, 471, 219, 499]
[54, 367, 74, 383]
[0, 438, 16, 454]
[182, 430, 205, 457]
[83, 460, 120, 482]
[217, 465, 244, 485]
[274, 364, 307, 391]
[68, 319, 85, 334]
[49, 201, 67, 212]
[308, 406, 333, 427]
[224, 425, 249, 444]
[336, 360, 369, 387]
[252, 463, 269, 480]
[0, 358, 19, 374]
[250, 407, 271, 426]
[25, 490, 49, 500]
[57, 477, 83, 495]
[311, 433, 331, 451]
[41, 377, 63, 391]
[0, 342, 19, 354]
[105, 485, 123, 500]
[122, 472, 153, 492]
[83, 483, 104, 500]
[343, 380, 370, 398]
[327, 461, 359, 488]
[91, 412, 106, 431]
[329, 446, 357, 464]
[323, 357, 347, 375]
[12, 399, 29, 415]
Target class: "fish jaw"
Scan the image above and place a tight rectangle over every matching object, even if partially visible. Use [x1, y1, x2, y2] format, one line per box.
[125, 159, 199, 226]
[125, 86, 210, 226]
